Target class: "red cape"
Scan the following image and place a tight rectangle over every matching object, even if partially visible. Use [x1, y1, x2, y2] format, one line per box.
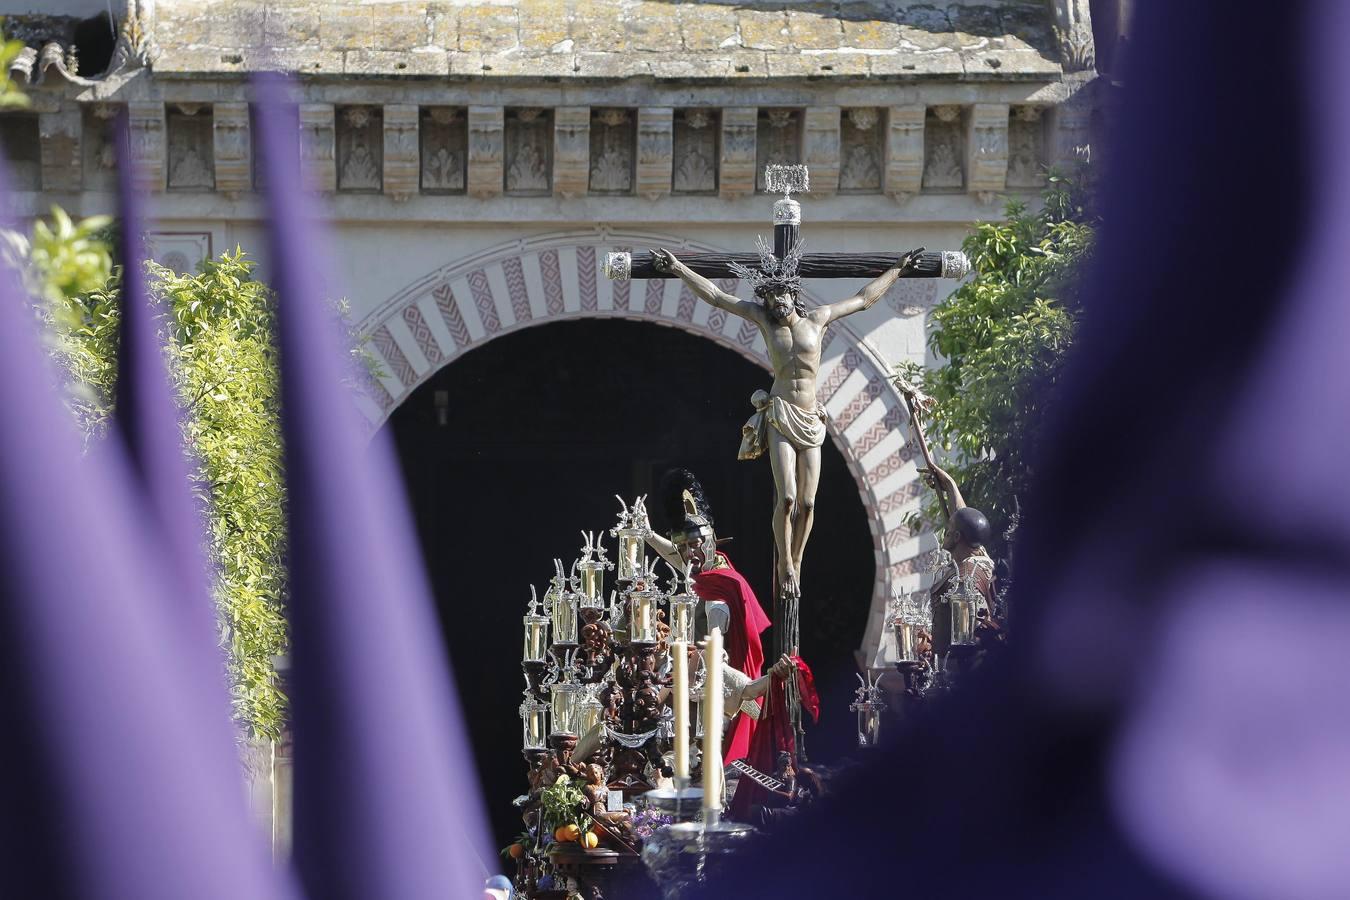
[694, 554, 771, 763]
[728, 657, 818, 821]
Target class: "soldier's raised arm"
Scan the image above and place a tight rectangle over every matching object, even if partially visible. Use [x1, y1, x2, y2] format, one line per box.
[653, 249, 763, 322]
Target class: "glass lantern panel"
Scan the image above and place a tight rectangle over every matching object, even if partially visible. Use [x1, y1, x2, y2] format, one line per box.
[523, 707, 549, 750]
[670, 598, 696, 644]
[551, 686, 581, 735]
[553, 597, 578, 644]
[895, 620, 920, 662]
[524, 619, 548, 662]
[860, 707, 881, 747]
[618, 532, 641, 581]
[630, 593, 658, 643]
[950, 598, 976, 646]
[580, 566, 603, 605]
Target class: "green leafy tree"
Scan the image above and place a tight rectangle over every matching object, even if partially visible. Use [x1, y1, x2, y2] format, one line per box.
[153, 253, 290, 737]
[900, 170, 1096, 553]
[13, 208, 294, 738]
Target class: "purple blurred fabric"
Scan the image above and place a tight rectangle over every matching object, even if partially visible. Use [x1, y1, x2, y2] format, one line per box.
[111, 118, 244, 741]
[694, 0, 1348, 897]
[0, 161, 289, 896]
[252, 74, 491, 900]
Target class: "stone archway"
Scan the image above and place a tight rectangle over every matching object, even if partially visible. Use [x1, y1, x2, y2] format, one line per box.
[355, 227, 927, 664]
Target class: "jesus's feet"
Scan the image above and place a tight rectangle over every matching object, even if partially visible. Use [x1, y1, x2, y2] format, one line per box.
[778, 569, 800, 599]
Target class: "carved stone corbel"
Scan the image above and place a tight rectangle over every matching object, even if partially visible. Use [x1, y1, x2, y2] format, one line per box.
[803, 106, 841, 195]
[636, 107, 673, 200]
[298, 103, 336, 193]
[719, 107, 757, 198]
[468, 106, 504, 199]
[39, 106, 82, 193]
[965, 103, 1009, 197]
[127, 101, 165, 192]
[883, 105, 924, 198]
[213, 102, 251, 197]
[383, 104, 419, 201]
[553, 106, 590, 199]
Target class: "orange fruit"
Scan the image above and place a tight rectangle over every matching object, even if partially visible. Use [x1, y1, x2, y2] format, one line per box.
[556, 823, 580, 842]
[508, 843, 525, 859]
[581, 832, 599, 849]
[553, 826, 568, 842]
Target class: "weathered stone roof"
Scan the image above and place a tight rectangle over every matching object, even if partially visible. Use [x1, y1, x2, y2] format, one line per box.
[151, 1, 1063, 81]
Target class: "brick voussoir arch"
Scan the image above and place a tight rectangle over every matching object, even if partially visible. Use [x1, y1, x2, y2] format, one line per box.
[358, 228, 925, 666]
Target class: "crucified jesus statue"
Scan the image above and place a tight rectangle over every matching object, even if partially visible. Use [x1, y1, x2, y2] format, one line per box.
[653, 245, 925, 600]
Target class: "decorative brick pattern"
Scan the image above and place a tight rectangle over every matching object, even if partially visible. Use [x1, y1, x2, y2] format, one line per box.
[502, 256, 532, 323]
[888, 558, 920, 579]
[643, 279, 664, 315]
[539, 249, 567, 315]
[676, 285, 696, 322]
[371, 324, 416, 386]
[817, 348, 861, 403]
[735, 319, 758, 347]
[866, 448, 910, 486]
[432, 281, 472, 350]
[466, 269, 501, 333]
[370, 376, 396, 411]
[833, 375, 884, 432]
[885, 522, 915, 547]
[576, 246, 598, 312]
[877, 480, 923, 515]
[853, 403, 904, 457]
[401, 303, 443, 365]
[706, 307, 727, 333]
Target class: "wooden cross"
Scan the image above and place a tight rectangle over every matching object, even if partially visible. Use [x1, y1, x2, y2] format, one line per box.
[604, 165, 970, 283]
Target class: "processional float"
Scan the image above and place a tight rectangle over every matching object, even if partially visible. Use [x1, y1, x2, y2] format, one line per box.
[502, 167, 1007, 899]
[604, 164, 970, 762]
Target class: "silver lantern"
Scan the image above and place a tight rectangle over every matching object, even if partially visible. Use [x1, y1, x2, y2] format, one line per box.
[520, 689, 549, 750]
[610, 496, 646, 583]
[627, 568, 663, 645]
[575, 530, 612, 616]
[546, 559, 578, 647]
[577, 684, 604, 737]
[522, 586, 550, 664]
[848, 672, 886, 748]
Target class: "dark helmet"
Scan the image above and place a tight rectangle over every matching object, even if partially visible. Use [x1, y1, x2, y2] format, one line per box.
[952, 507, 991, 548]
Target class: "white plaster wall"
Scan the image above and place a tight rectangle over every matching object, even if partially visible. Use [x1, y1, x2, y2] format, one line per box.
[155, 213, 970, 376]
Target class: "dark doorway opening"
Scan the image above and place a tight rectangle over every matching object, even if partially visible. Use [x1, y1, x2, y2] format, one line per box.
[388, 319, 874, 848]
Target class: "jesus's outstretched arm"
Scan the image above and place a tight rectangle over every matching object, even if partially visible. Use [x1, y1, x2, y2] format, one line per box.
[653, 249, 763, 322]
[820, 248, 925, 324]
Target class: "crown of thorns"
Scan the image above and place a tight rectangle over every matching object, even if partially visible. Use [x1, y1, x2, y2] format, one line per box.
[728, 235, 805, 297]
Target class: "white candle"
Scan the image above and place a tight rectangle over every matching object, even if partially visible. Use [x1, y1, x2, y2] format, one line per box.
[672, 642, 689, 780]
[702, 627, 723, 814]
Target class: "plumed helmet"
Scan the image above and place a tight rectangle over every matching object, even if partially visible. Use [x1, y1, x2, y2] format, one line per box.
[658, 468, 714, 539]
[952, 506, 991, 548]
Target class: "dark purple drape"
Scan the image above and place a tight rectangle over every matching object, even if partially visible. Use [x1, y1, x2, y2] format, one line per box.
[252, 74, 491, 900]
[696, 0, 1350, 896]
[0, 158, 290, 898]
